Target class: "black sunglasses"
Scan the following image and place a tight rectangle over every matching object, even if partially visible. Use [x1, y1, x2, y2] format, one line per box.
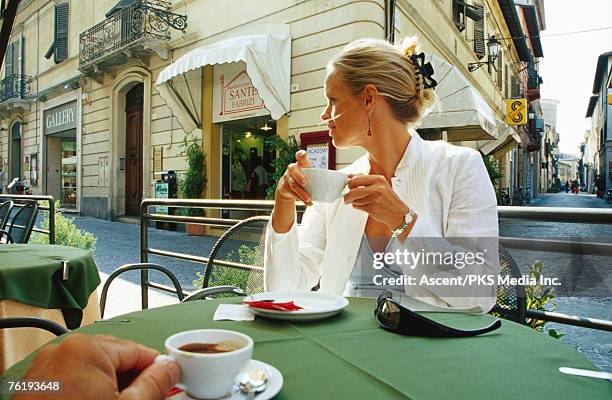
[375, 290, 502, 338]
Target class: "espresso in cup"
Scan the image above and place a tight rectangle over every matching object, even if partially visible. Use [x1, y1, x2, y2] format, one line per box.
[155, 329, 253, 399]
[302, 168, 348, 203]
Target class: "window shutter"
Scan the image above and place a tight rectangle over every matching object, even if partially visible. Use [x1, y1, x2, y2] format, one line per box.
[496, 52, 503, 91]
[4, 42, 13, 77]
[504, 64, 509, 98]
[511, 75, 521, 98]
[54, 3, 69, 63]
[473, 4, 485, 59]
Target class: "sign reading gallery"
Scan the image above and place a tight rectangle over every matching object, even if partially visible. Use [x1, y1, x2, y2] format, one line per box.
[213, 61, 270, 123]
[44, 101, 77, 135]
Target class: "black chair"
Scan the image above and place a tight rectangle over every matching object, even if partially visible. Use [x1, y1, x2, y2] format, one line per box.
[0, 201, 39, 243]
[490, 244, 527, 324]
[200, 216, 269, 295]
[0, 200, 13, 230]
[0, 317, 68, 336]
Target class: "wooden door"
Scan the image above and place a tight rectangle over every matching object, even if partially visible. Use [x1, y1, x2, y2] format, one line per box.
[125, 84, 143, 216]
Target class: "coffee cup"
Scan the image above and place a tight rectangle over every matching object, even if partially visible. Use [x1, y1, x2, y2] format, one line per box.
[301, 168, 348, 203]
[155, 329, 253, 399]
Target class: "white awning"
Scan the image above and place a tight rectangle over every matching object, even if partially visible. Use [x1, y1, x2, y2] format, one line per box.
[419, 55, 499, 141]
[155, 24, 291, 133]
[480, 124, 521, 157]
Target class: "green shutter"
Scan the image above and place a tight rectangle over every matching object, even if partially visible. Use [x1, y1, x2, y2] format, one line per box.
[473, 4, 485, 59]
[497, 52, 503, 91]
[511, 75, 521, 98]
[54, 3, 69, 63]
[5, 42, 13, 77]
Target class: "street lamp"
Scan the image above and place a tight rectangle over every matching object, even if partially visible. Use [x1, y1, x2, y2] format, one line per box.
[468, 35, 501, 72]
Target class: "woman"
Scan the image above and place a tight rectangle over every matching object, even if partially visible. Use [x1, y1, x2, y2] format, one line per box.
[264, 37, 499, 312]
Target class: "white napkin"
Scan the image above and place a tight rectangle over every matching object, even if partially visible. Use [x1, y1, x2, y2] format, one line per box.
[213, 304, 255, 321]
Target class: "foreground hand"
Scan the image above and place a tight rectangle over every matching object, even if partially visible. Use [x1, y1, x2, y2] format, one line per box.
[14, 334, 180, 400]
[343, 174, 410, 230]
[275, 150, 313, 206]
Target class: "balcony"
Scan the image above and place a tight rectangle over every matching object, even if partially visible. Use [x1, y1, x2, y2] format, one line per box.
[526, 75, 542, 101]
[79, 0, 187, 80]
[0, 74, 32, 113]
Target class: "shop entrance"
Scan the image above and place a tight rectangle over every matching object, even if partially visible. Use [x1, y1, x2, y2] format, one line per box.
[9, 122, 21, 181]
[124, 83, 143, 216]
[46, 131, 77, 210]
[221, 116, 276, 218]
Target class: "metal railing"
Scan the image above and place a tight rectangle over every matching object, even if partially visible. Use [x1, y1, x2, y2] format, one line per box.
[136, 199, 611, 331]
[0, 74, 32, 102]
[79, 0, 187, 68]
[0, 194, 55, 243]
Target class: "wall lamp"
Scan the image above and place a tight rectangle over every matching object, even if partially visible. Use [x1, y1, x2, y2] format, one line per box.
[468, 35, 501, 73]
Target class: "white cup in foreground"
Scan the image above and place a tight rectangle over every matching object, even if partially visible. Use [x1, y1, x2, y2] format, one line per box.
[302, 168, 348, 203]
[155, 329, 253, 399]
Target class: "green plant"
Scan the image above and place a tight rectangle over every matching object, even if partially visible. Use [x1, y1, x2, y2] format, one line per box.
[482, 154, 504, 203]
[264, 134, 300, 199]
[525, 260, 565, 339]
[192, 245, 261, 293]
[30, 201, 97, 252]
[178, 137, 207, 217]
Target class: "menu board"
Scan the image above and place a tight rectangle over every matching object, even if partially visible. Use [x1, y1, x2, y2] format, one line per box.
[306, 144, 329, 169]
[300, 131, 336, 170]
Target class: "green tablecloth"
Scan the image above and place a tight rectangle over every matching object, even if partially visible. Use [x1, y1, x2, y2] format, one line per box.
[3, 298, 610, 399]
[0, 244, 100, 327]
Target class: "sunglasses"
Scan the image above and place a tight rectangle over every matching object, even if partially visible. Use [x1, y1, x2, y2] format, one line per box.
[375, 290, 502, 338]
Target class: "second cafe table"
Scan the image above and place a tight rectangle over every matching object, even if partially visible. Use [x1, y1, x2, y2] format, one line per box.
[2, 297, 611, 399]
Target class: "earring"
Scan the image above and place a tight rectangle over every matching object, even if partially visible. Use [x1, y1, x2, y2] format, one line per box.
[367, 115, 372, 136]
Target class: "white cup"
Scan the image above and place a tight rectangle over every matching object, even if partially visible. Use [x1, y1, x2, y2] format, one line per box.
[155, 329, 253, 399]
[302, 168, 348, 203]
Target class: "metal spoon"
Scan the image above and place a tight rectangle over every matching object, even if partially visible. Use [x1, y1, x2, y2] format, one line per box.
[238, 368, 269, 400]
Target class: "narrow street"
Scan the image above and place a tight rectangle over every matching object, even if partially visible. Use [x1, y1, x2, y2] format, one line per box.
[500, 192, 611, 371]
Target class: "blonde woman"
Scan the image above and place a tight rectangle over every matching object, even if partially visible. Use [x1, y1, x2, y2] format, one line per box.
[264, 37, 499, 312]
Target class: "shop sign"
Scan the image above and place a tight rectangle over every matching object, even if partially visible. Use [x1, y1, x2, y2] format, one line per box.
[44, 101, 77, 135]
[213, 62, 270, 123]
[505, 99, 527, 125]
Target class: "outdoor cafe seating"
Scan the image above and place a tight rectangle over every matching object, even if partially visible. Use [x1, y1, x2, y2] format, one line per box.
[0, 197, 611, 399]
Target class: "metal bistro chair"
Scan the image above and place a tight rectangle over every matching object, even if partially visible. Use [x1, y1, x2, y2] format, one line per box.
[199, 216, 270, 296]
[0, 200, 13, 230]
[0, 201, 39, 244]
[0, 317, 68, 336]
[490, 244, 527, 324]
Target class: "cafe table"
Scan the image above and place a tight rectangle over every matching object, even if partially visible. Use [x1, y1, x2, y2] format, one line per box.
[0, 244, 101, 373]
[2, 297, 610, 399]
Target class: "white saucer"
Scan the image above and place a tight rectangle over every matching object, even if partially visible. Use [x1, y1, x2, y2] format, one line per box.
[166, 359, 283, 400]
[244, 291, 349, 321]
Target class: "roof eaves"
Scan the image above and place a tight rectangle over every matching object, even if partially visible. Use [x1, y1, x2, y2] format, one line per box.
[524, 5, 543, 57]
[498, 0, 531, 62]
[585, 95, 598, 118]
[592, 51, 612, 94]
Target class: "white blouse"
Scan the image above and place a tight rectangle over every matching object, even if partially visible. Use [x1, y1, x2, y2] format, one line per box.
[264, 131, 500, 312]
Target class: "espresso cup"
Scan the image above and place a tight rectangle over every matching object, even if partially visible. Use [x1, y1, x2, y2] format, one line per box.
[301, 168, 348, 203]
[155, 329, 253, 399]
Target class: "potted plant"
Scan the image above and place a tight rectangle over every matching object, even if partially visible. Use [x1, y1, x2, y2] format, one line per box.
[179, 139, 207, 236]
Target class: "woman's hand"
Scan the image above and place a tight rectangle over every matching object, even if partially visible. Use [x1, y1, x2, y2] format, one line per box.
[343, 174, 411, 231]
[276, 150, 313, 206]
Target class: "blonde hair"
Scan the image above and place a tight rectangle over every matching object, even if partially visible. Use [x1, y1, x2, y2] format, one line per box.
[327, 36, 436, 126]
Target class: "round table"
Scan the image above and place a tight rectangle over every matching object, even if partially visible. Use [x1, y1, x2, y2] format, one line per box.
[0, 244, 101, 373]
[2, 298, 610, 399]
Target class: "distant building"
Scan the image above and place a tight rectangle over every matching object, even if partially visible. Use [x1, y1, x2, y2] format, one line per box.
[557, 153, 580, 185]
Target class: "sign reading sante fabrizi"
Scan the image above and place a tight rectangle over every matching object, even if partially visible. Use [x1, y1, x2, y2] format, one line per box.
[44, 101, 77, 135]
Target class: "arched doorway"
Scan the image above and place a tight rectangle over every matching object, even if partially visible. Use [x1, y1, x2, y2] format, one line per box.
[124, 83, 143, 216]
[9, 122, 21, 181]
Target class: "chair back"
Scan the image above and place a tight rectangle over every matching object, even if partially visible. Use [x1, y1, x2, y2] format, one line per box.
[491, 244, 526, 323]
[201, 216, 269, 294]
[0, 200, 13, 230]
[7, 202, 39, 243]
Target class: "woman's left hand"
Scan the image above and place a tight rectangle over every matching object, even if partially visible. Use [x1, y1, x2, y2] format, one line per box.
[343, 174, 410, 230]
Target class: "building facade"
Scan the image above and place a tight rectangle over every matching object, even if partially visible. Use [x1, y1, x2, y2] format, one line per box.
[1, 0, 545, 218]
[586, 51, 611, 196]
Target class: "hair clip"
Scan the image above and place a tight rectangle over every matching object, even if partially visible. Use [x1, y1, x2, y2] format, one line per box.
[410, 53, 438, 90]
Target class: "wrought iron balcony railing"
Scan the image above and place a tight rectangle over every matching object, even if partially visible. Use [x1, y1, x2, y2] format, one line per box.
[79, 0, 187, 70]
[0, 74, 32, 103]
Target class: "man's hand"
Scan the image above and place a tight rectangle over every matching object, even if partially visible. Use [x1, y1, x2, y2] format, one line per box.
[13, 334, 180, 400]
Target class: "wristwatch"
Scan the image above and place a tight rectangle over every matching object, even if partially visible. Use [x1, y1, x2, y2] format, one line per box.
[392, 208, 415, 237]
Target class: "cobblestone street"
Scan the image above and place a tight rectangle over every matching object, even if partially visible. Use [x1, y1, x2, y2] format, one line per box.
[500, 192, 611, 371]
[72, 191, 611, 371]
